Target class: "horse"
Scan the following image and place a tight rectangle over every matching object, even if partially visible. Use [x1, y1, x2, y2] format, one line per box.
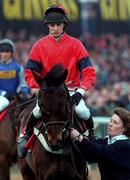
[17, 64, 88, 180]
[0, 94, 24, 180]
[0, 92, 32, 180]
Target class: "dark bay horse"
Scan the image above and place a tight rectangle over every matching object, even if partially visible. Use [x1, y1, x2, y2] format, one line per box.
[0, 96, 23, 180]
[0, 93, 32, 180]
[17, 64, 88, 180]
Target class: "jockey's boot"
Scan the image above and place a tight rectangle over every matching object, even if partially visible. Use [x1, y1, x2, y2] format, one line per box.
[17, 113, 38, 159]
[87, 115, 96, 140]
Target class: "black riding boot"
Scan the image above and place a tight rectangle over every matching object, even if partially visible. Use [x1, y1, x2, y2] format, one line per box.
[17, 113, 38, 159]
[87, 115, 96, 140]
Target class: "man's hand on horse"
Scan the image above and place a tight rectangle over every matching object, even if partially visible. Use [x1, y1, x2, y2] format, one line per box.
[71, 92, 82, 106]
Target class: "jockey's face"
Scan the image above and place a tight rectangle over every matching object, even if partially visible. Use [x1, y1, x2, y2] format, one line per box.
[107, 114, 126, 137]
[0, 51, 12, 63]
[47, 22, 65, 38]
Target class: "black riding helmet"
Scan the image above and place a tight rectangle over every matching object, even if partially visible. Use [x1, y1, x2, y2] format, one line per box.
[0, 39, 15, 53]
[44, 5, 69, 26]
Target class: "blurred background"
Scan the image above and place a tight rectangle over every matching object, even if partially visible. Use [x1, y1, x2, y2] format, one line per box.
[1, 0, 130, 117]
[0, 0, 130, 179]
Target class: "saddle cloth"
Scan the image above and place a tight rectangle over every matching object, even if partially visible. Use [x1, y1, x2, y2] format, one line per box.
[0, 109, 8, 122]
[0, 101, 14, 122]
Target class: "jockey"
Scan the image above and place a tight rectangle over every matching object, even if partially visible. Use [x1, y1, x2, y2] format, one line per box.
[17, 5, 96, 158]
[0, 38, 30, 112]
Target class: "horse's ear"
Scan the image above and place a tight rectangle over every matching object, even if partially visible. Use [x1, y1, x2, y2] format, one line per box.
[52, 68, 68, 87]
[31, 71, 43, 87]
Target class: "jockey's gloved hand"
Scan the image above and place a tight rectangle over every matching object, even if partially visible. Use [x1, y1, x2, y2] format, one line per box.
[71, 92, 82, 106]
[71, 88, 85, 106]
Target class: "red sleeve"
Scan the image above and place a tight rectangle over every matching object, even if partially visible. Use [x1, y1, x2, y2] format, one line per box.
[24, 40, 42, 88]
[74, 40, 89, 62]
[24, 69, 39, 88]
[73, 39, 96, 90]
[80, 66, 96, 90]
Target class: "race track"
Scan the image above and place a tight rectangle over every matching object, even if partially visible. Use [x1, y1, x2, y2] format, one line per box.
[11, 164, 100, 180]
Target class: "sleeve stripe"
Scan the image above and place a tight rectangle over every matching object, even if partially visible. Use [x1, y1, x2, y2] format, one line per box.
[78, 56, 92, 71]
[26, 59, 42, 72]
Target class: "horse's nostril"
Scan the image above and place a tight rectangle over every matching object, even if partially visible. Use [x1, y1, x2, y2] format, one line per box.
[47, 134, 63, 150]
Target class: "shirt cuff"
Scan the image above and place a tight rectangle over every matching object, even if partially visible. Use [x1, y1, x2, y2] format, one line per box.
[76, 88, 85, 96]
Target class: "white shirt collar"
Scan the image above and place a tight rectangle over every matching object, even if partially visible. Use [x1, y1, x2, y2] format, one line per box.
[107, 134, 128, 144]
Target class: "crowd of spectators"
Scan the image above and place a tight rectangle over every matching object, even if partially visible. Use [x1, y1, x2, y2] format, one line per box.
[80, 32, 130, 116]
[0, 30, 130, 116]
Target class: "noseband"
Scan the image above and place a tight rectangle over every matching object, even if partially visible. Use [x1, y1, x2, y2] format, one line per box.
[40, 120, 70, 134]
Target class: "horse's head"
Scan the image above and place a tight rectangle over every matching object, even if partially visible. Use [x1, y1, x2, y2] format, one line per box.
[32, 64, 71, 150]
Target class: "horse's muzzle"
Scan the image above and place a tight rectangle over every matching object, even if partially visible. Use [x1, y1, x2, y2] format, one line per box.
[47, 133, 63, 150]
[50, 142, 62, 151]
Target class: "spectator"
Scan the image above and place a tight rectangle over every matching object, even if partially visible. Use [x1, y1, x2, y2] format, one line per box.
[71, 107, 130, 180]
[1, 30, 130, 115]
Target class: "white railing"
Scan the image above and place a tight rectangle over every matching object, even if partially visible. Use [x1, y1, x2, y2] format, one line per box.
[93, 116, 110, 138]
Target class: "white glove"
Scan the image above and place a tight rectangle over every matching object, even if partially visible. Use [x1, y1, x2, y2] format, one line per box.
[76, 88, 85, 96]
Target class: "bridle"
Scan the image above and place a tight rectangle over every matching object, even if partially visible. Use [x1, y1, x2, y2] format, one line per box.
[39, 120, 70, 135]
[37, 84, 73, 138]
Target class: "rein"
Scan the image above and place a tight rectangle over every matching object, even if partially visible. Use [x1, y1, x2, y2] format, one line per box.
[8, 97, 37, 112]
[67, 105, 88, 179]
[45, 121, 68, 128]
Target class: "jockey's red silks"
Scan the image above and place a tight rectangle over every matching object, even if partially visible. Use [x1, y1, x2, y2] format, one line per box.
[0, 102, 13, 122]
[24, 33, 95, 91]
